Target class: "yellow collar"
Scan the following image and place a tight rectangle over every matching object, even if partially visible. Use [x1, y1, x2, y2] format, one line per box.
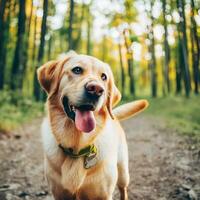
[59, 144, 97, 159]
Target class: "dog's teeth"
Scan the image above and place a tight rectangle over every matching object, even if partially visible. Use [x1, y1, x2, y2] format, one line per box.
[71, 105, 75, 112]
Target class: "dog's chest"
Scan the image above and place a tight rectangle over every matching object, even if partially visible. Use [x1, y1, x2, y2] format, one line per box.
[79, 157, 118, 199]
[60, 139, 118, 194]
[43, 118, 119, 194]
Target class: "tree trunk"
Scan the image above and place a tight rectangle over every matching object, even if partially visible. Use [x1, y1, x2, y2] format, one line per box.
[123, 29, 135, 96]
[176, 35, 182, 94]
[11, 0, 26, 90]
[86, 6, 91, 55]
[3, 0, 11, 87]
[37, 0, 48, 63]
[118, 43, 125, 97]
[34, 0, 48, 101]
[68, 0, 74, 50]
[0, 0, 8, 89]
[0, 0, 7, 49]
[73, 3, 85, 50]
[47, 35, 52, 60]
[149, 2, 157, 97]
[32, 5, 38, 64]
[162, 0, 170, 94]
[190, 0, 199, 94]
[23, 0, 33, 71]
[149, 33, 157, 98]
[177, 0, 191, 97]
[144, 0, 157, 97]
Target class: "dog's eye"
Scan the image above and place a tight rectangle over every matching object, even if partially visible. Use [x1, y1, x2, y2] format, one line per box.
[101, 73, 107, 81]
[72, 66, 83, 75]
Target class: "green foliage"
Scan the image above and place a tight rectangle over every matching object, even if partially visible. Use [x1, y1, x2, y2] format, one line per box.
[0, 0, 200, 134]
[130, 35, 139, 42]
[0, 90, 44, 133]
[146, 96, 200, 139]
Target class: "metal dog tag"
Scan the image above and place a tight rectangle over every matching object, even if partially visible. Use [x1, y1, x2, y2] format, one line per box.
[84, 153, 98, 169]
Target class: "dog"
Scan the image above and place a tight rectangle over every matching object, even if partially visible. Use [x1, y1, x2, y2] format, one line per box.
[37, 51, 148, 200]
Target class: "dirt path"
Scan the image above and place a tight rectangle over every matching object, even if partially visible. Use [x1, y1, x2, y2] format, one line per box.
[0, 115, 200, 200]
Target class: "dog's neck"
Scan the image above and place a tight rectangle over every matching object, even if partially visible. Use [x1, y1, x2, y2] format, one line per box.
[46, 98, 107, 152]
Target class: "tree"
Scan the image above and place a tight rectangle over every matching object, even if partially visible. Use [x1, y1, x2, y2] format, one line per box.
[176, 0, 191, 97]
[176, 40, 182, 94]
[123, 29, 135, 96]
[68, 0, 74, 50]
[23, 0, 33, 71]
[145, 0, 157, 97]
[34, 0, 48, 100]
[168, 0, 182, 94]
[47, 34, 53, 60]
[73, 2, 85, 50]
[190, 0, 199, 94]
[37, 0, 48, 64]
[32, 4, 39, 65]
[0, 0, 9, 89]
[109, 0, 136, 96]
[124, 0, 136, 96]
[118, 43, 125, 96]
[86, 5, 92, 55]
[162, 0, 170, 95]
[11, 0, 26, 90]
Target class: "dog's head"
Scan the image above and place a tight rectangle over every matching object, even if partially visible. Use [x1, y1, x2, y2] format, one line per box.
[37, 51, 121, 133]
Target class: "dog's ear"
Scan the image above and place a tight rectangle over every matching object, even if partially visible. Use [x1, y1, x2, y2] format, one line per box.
[37, 52, 76, 96]
[106, 71, 121, 119]
[37, 60, 61, 95]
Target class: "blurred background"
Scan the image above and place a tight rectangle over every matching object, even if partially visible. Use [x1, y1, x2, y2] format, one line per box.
[0, 1, 200, 199]
[0, 0, 200, 136]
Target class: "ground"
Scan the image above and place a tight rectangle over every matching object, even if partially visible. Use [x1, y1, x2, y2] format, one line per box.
[0, 115, 200, 200]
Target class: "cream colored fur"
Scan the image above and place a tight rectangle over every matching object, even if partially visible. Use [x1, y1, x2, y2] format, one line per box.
[38, 52, 148, 200]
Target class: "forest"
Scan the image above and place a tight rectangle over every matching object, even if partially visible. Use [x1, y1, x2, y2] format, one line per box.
[1, 1, 200, 199]
[0, 0, 200, 133]
[0, 0, 199, 100]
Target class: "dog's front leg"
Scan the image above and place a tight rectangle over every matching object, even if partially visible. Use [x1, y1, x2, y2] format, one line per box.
[52, 186, 76, 200]
[47, 175, 76, 200]
[117, 161, 129, 200]
[119, 187, 128, 200]
[61, 158, 86, 194]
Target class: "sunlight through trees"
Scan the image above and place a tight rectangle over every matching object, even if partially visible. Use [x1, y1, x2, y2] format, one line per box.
[0, 0, 199, 99]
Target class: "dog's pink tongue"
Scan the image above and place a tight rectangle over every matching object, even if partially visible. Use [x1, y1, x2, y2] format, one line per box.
[75, 110, 95, 133]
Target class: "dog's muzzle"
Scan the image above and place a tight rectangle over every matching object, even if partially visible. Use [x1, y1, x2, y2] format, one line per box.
[62, 96, 97, 133]
[85, 81, 104, 101]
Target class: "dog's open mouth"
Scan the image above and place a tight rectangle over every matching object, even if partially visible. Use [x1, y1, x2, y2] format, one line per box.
[62, 96, 96, 133]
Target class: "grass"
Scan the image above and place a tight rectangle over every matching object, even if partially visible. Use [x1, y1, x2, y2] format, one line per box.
[0, 90, 44, 134]
[145, 95, 200, 140]
[1, 88, 200, 140]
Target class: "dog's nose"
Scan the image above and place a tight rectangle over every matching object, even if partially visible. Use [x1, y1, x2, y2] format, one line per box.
[85, 82, 104, 98]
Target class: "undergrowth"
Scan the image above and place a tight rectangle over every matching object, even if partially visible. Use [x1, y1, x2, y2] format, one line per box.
[0, 90, 44, 134]
[121, 95, 200, 140]
[145, 95, 200, 140]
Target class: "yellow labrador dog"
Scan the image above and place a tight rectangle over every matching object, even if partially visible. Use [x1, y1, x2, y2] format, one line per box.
[37, 51, 148, 200]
